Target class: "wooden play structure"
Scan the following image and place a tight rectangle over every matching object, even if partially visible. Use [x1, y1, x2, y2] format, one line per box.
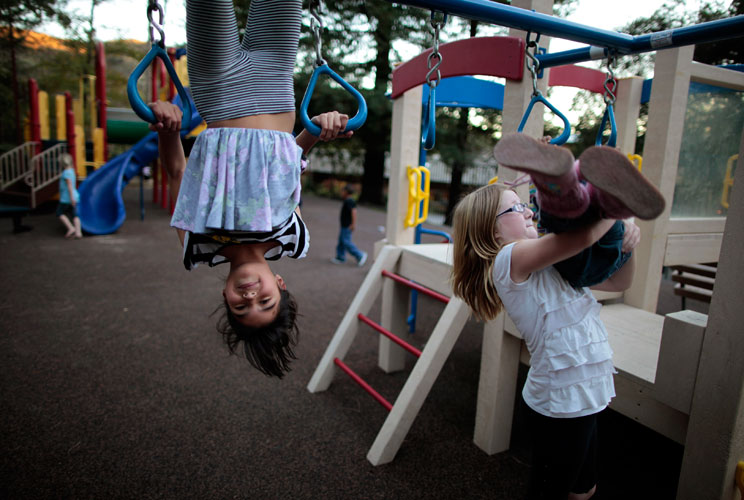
[308, 1, 744, 498]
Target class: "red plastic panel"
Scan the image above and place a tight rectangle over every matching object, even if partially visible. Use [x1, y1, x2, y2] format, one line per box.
[391, 36, 525, 99]
[547, 65, 610, 95]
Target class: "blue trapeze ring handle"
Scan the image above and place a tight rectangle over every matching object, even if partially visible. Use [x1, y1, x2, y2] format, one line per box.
[127, 43, 192, 130]
[517, 93, 571, 145]
[421, 88, 436, 150]
[595, 103, 617, 147]
[300, 64, 367, 137]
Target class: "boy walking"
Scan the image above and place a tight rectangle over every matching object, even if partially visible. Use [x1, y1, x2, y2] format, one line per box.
[331, 185, 367, 267]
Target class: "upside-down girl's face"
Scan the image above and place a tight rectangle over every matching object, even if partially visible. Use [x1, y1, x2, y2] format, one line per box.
[223, 263, 286, 327]
[495, 190, 537, 244]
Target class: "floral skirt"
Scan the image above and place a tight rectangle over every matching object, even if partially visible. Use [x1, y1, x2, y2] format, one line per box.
[170, 127, 302, 233]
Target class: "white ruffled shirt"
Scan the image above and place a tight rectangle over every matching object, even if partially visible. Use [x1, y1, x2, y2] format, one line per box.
[493, 243, 616, 418]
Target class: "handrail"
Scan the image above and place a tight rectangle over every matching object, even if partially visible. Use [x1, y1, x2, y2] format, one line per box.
[0, 141, 39, 191]
[26, 143, 68, 208]
[299, 64, 368, 136]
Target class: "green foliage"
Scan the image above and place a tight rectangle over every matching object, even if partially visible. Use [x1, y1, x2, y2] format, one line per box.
[571, 0, 743, 154]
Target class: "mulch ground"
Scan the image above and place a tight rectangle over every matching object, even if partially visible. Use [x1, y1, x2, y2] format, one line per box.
[1, 184, 699, 499]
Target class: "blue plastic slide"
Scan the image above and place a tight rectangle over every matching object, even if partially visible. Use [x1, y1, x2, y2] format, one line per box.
[79, 95, 201, 235]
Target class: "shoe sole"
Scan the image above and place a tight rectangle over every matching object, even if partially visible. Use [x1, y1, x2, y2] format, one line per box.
[493, 133, 574, 177]
[579, 146, 666, 220]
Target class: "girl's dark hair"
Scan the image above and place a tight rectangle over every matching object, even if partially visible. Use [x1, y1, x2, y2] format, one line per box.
[214, 289, 299, 378]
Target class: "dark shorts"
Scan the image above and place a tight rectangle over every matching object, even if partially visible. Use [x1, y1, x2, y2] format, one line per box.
[56, 203, 78, 219]
[537, 200, 630, 288]
[524, 401, 600, 499]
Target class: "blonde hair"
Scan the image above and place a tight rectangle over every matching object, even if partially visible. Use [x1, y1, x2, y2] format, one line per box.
[450, 183, 512, 321]
[59, 153, 74, 169]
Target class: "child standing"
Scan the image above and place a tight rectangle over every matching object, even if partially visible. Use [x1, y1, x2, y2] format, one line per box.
[152, 0, 354, 378]
[331, 184, 367, 266]
[451, 137, 662, 499]
[57, 153, 82, 239]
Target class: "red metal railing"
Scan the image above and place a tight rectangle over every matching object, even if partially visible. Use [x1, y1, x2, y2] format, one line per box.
[335, 270, 451, 412]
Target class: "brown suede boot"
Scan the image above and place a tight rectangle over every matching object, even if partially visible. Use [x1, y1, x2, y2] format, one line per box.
[493, 133, 589, 218]
[578, 146, 666, 220]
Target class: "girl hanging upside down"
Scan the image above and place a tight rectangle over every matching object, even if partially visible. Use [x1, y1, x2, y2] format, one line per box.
[452, 133, 664, 499]
[151, 0, 354, 378]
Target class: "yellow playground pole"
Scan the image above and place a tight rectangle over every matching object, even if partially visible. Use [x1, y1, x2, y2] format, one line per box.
[55, 94, 66, 141]
[38, 90, 50, 140]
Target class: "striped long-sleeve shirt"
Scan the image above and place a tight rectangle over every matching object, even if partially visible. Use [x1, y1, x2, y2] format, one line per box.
[186, 0, 301, 123]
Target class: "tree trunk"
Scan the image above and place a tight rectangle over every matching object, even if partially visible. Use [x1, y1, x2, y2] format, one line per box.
[359, 12, 392, 206]
[444, 108, 469, 225]
[10, 23, 21, 144]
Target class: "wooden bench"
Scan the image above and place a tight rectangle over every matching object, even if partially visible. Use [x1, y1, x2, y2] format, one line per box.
[670, 263, 717, 307]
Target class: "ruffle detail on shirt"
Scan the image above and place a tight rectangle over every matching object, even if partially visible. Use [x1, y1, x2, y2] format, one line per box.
[549, 373, 616, 415]
[535, 293, 601, 337]
[544, 313, 613, 372]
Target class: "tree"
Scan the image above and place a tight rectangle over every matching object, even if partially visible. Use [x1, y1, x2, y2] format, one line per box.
[570, 0, 743, 151]
[0, 0, 71, 145]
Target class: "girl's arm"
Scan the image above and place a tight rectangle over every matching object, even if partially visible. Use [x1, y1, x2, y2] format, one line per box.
[66, 176, 76, 207]
[510, 218, 617, 283]
[149, 101, 186, 245]
[294, 111, 354, 156]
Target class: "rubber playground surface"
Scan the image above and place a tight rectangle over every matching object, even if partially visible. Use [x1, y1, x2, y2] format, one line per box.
[1, 185, 691, 499]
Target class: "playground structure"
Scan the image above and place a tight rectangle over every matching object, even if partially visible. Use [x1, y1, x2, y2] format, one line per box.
[308, 1, 743, 498]
[0, 41, 109, 211]
[0, 35, 199, 235]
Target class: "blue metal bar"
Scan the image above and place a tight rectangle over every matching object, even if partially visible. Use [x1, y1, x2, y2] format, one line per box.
[385, 0, 744, 68]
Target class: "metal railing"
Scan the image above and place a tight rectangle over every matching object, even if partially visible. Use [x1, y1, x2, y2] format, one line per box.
[26, 143, 68, 208]
[0, 142, 39, 191]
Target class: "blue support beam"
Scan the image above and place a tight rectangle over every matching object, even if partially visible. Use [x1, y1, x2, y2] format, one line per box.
[385, 0, 744, 68]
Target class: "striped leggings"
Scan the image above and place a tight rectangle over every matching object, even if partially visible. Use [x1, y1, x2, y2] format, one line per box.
[185, 0, 302, 123]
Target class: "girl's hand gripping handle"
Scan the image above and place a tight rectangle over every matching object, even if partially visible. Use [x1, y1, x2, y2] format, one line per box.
[128, 44, 192, 131]
[300, 64, 367, 137]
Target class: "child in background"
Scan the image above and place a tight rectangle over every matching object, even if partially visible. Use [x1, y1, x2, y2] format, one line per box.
[331, 184, 367, 267]
[57, 153, 82, 239]
[154, 0, 354, 378]
[451, 137, 663, 498]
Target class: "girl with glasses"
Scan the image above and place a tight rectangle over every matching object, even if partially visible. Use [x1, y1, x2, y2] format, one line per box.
[451, 135, 664, 499]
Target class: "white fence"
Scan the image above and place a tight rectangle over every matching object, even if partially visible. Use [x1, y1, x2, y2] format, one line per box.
[26, 143, 68, 208]
[0, 142, 40, 191]
[308, 149, 499, 188]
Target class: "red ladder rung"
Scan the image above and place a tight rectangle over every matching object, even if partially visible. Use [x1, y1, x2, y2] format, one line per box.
[381, 269, 450, 304]
[357, 313, 422, 358]
[334, 358, 393, 411]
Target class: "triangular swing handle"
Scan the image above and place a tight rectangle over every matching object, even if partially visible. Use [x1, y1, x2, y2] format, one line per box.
[300, 64, 368, 137]
[127, 44, 192, 130]
[517, 93, 571, 145]
[595, 103, 617, 147]
[421, 88, 437, 150]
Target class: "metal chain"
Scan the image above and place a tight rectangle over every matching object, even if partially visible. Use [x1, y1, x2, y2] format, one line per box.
[147, 0, 165, 47]
[425, 12, 447, 89]
[310, 0, 326, 67]
[525, 32, 542, 97]
[603, 53, 618, 105]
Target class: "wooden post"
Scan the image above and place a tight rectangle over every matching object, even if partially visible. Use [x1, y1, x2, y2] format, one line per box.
[385, 86, 422, 247]
[625, 46, 694, 312]
[614, 76, 644, 156]
[677, 127, 744, 500]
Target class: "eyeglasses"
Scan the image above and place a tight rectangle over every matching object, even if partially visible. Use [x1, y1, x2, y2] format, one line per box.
[496, 202, 529, 218]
